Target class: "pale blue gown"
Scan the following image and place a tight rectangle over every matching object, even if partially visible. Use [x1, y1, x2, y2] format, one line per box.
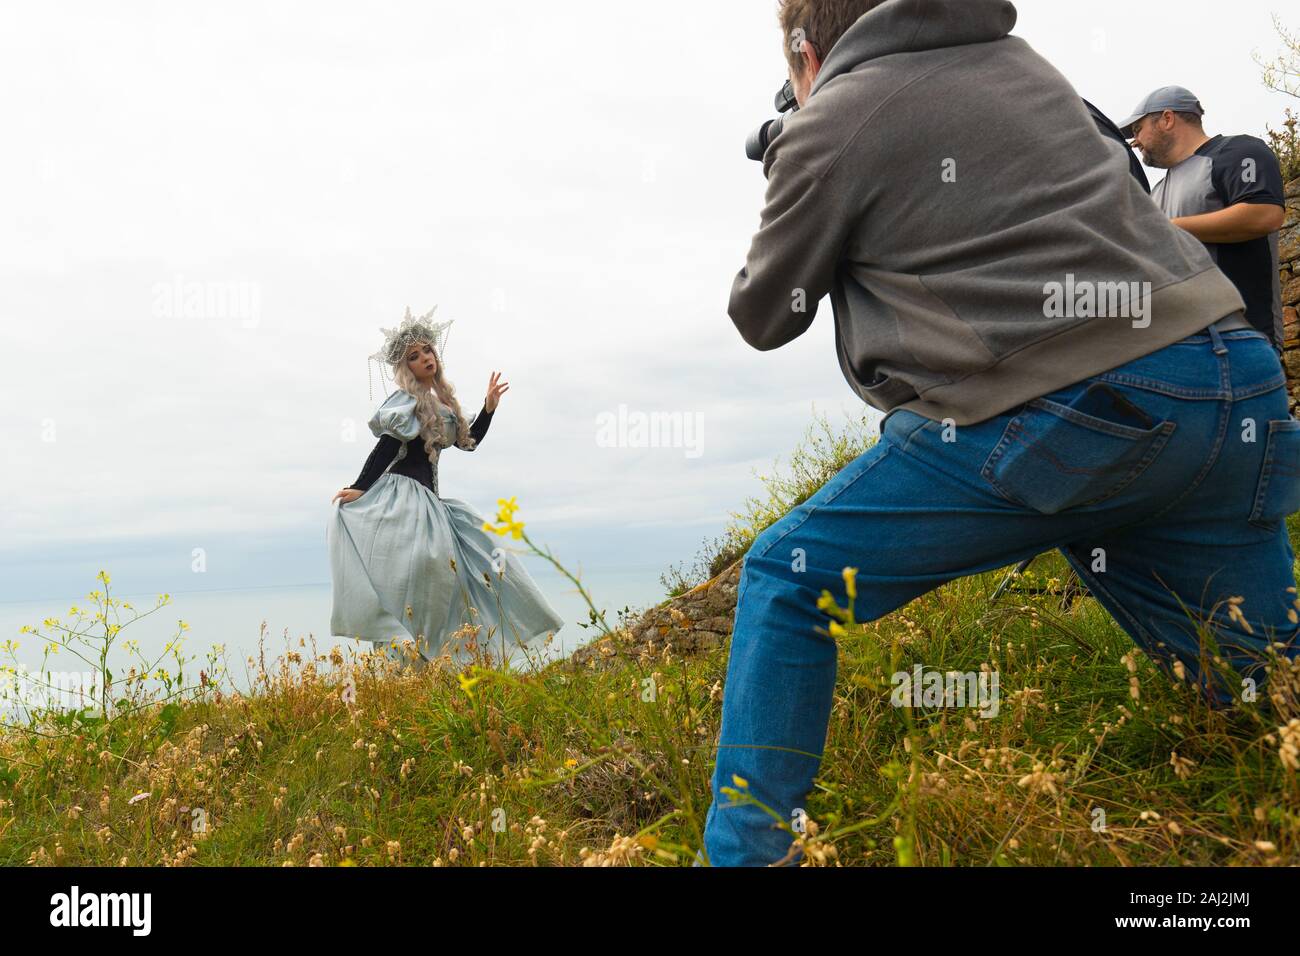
[327, 389, 564, 670]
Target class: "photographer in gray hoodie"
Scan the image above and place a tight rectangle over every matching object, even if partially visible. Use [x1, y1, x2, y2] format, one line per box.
[702, 0, 1300, 866]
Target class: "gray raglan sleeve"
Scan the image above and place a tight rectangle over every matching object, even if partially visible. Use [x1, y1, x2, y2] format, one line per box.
[727, 154, 859, 352]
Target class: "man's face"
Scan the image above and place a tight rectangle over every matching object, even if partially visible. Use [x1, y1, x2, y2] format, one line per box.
[1128, 111, 1176, 168]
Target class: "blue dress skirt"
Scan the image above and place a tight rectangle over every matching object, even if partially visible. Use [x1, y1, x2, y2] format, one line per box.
[328, 391, 564, 670]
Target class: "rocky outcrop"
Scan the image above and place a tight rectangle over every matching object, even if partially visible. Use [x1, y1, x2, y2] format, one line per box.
[1281, 177, 1300, 412]
[566, 560, 742, 670]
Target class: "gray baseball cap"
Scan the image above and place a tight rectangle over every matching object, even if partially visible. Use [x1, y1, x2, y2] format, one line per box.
[1117, 86, 1205, 137]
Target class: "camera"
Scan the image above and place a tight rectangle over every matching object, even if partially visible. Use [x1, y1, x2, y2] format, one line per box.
[745, 79, 799, 162]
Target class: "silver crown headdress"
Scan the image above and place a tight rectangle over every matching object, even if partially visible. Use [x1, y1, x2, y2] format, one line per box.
[367, 305, 454, 401]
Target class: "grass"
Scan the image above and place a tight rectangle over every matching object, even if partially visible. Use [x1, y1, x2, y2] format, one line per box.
[1, 425, 1298, 867]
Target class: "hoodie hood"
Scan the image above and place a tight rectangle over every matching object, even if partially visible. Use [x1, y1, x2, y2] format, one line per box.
[810, 0, 1018, 97]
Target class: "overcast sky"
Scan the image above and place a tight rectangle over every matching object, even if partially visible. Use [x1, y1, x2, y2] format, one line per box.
[1, 0, 1295, 603]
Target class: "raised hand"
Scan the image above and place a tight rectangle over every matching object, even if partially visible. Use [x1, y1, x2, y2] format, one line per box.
[484, 371, 510, 413]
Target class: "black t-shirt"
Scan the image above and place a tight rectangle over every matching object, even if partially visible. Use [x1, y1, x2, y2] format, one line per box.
[1151, 133, 1285, 348]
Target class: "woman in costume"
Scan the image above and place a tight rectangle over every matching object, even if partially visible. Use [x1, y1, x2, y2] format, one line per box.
[327, 306, 564, 669]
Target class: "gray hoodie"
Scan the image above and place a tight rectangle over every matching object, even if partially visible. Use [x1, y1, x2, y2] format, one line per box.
[728, 0, 1246, 426]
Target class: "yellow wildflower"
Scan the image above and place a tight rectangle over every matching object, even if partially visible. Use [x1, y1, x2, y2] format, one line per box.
[842, 567, 858, 600]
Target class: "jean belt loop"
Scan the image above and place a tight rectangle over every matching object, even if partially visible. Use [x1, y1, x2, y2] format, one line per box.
[1207, 321, 1227, 356]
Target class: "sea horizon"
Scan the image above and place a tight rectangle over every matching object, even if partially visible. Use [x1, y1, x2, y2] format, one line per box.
[0, 561, 671, 712]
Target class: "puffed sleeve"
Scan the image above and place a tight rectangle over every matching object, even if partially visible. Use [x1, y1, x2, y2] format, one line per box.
[368, 389, 422, 441]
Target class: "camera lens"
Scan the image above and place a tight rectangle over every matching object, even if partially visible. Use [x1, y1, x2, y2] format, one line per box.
[775, 80, 797, 114]
[746, 81, 798, 162]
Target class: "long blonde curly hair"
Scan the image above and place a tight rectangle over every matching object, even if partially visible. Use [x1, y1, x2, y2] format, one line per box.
[391, 340, 477, 461]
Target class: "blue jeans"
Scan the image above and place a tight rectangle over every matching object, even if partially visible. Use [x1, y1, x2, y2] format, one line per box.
[700, 324, 1300, 866]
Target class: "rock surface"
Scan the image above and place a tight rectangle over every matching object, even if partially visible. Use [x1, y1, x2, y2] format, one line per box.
[566, 559, 742, 670]
[1283, 176, 1300, 413]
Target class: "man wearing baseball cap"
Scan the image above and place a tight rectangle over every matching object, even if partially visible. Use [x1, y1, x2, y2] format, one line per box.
[1122, 86, 1286, 350]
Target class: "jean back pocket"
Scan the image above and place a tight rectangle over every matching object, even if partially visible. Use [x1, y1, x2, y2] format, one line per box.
[1249, 419, 1300, 530]
[981, 382, 1177, 515]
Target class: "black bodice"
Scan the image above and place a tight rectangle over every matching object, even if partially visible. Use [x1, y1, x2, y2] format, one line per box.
[347, 404, 494, 494]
